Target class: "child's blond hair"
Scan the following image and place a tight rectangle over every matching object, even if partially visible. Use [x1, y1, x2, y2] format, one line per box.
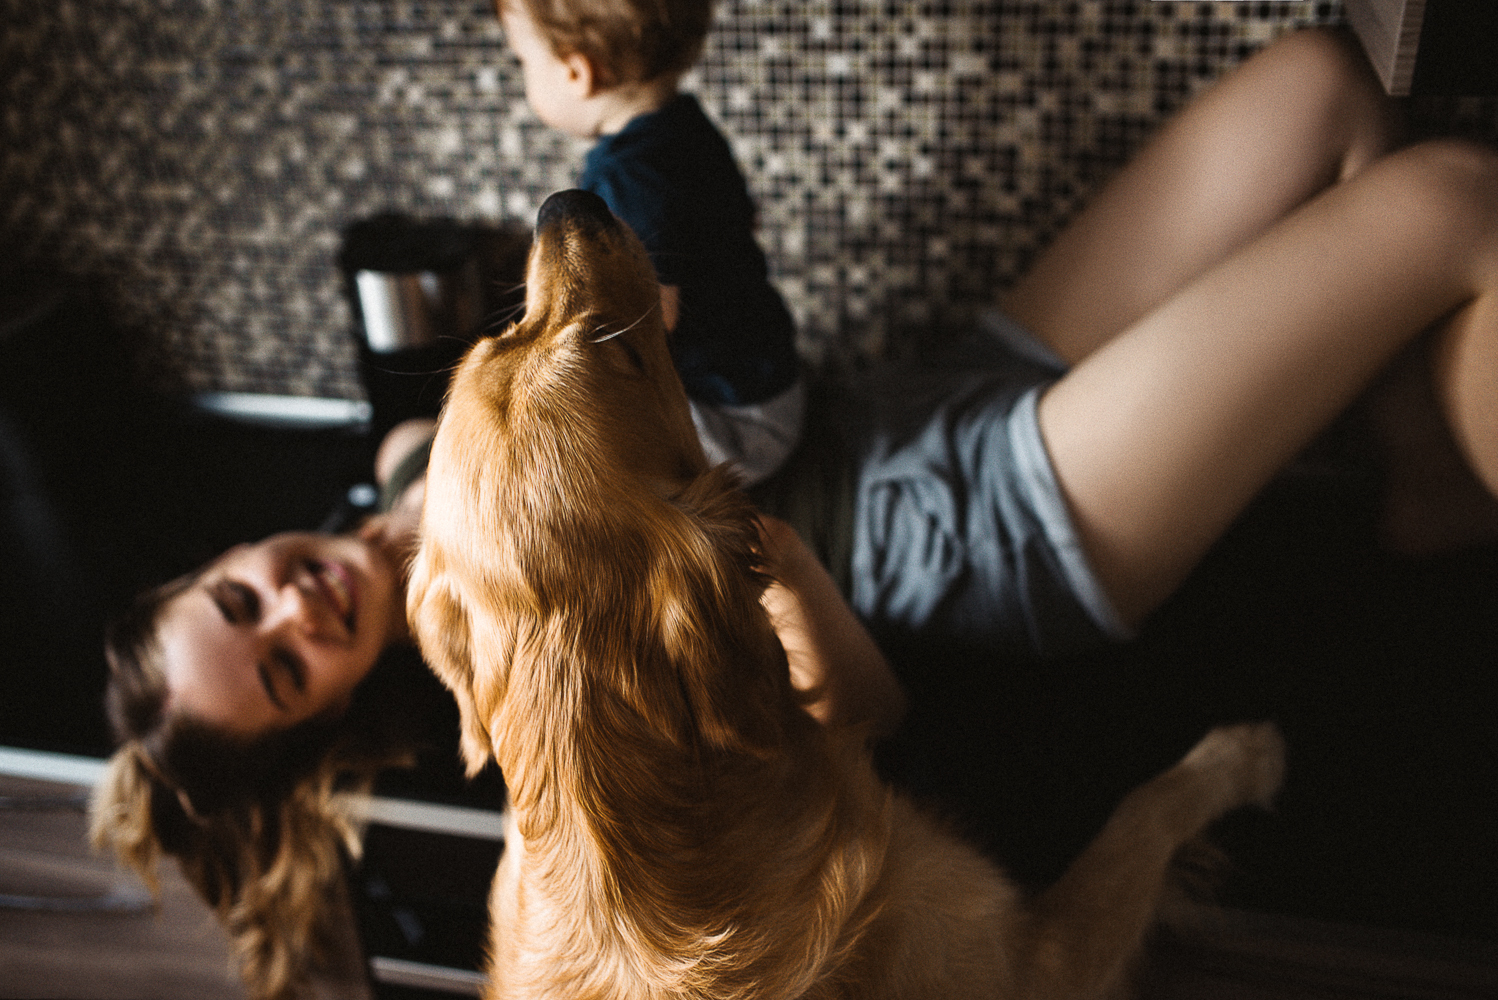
[500, 0, 716, 86]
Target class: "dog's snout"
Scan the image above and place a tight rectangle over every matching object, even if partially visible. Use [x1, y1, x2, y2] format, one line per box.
[537, 190, 618, 238]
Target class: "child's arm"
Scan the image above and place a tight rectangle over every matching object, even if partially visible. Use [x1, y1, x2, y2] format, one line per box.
[757, 514, 906, 739]
[660, 284, 679, 332]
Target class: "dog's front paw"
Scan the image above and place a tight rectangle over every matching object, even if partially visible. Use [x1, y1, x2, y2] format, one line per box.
[1180, 721, 1286, 812]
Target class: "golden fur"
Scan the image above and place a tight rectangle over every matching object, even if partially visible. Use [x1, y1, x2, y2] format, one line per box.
[408, 189, 1286, 999]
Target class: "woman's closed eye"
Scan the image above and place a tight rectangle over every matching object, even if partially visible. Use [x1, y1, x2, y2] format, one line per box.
[258, 663, 286, 710]
[210, 579, 307, 709]
[273, 647, 307, 694]
[210, 579, 259, 624]
[258, 649, 306, 711]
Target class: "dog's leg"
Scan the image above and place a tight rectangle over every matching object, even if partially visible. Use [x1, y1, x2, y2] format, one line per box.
[1016, 722, 1285, 999]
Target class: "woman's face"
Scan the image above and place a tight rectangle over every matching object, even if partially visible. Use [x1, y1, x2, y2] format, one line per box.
[156, 531, 408, 737]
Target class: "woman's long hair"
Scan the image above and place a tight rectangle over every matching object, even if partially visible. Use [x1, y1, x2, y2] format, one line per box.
[88, 573, 435, 999]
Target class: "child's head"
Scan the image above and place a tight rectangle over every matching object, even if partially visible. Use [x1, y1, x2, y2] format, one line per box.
[496, 0, 716, 89]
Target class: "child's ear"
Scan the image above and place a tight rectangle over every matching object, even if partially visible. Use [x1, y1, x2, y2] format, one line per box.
[562, 50, 600, 97]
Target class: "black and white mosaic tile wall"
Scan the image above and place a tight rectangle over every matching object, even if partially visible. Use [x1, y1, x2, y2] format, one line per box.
[3, 1, 1493, 401]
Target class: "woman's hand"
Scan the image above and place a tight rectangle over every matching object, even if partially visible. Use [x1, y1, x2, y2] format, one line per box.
[757, 514, 906, 739]
[359, 416, 437, 595]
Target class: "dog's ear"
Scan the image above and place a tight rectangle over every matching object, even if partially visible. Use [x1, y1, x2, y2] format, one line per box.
[407, 559, 497, 777]
[647, 471, 792, 758]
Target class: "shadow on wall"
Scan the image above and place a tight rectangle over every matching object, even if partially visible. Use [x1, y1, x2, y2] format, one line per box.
[0, 213, 530, 756]
[0, 275, 372, 755]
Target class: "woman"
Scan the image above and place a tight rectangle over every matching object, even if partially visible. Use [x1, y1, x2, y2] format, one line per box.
[95, 24, 1498, 997]
[89, 416, 902, 1000]
[758, 25, 1498, 656]
[86, 418, 440, 998]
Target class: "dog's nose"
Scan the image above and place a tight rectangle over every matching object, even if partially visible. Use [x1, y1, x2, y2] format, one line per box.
[537, 190, 617, 236]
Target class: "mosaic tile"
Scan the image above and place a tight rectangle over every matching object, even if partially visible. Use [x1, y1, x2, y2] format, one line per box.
[2, 0, 1493, 399]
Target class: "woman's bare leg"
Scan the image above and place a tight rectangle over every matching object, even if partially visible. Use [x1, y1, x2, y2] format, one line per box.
[1003, 27, 1399, 363]
[1430, 271, 1498, 502]
[1038, 139, 1498, 626]
[1366, 343, 1498, 555]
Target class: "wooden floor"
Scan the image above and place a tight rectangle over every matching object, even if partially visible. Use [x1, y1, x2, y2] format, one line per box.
[1143, 910, 1498, 1000]
[6, 768, 1498, 1000]
[1, 772, 246, 999]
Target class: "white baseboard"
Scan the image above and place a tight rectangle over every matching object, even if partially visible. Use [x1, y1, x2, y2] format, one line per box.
[192, 392, 372, 429]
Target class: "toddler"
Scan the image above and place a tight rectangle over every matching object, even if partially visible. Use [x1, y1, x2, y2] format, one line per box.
[498, 0, 804, 485]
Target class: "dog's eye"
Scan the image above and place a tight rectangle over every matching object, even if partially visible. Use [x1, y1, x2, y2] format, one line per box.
[594, 329, 647, 376]
[615, 337, 646, 374]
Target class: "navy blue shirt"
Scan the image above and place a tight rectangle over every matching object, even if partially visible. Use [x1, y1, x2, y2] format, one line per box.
[580, 93, 799, 406]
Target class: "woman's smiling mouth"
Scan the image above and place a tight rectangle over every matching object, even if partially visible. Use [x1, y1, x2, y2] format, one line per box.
[310, 559, 358, 635]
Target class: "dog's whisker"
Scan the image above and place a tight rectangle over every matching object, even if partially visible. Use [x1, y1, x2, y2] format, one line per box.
[490, 298, 527, 327]
[590, 305, 657, 344]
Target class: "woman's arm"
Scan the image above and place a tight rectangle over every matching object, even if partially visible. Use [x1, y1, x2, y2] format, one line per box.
[355, 417, 437, 586]
[757, 514, 906, 739]
[375, 417, 438, 493]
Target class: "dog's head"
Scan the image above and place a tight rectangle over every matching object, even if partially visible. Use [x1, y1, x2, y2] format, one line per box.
[442, 188, 708, 497]
[408, 190, 790, 786]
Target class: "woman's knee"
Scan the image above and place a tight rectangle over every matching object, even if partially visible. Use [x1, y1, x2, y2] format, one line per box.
[1403, 138, 1498, 190]
[1262, 27, 1397, 174]
[1389, 140, 1498, 253]
[1265, 26, 1378, 97]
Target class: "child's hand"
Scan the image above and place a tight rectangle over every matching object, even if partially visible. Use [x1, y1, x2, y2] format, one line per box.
[757, 515, 906, 738]
[660, 284, 680, 332]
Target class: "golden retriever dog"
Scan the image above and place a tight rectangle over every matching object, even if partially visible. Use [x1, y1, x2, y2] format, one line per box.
[408, 189, 1285, 1000]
